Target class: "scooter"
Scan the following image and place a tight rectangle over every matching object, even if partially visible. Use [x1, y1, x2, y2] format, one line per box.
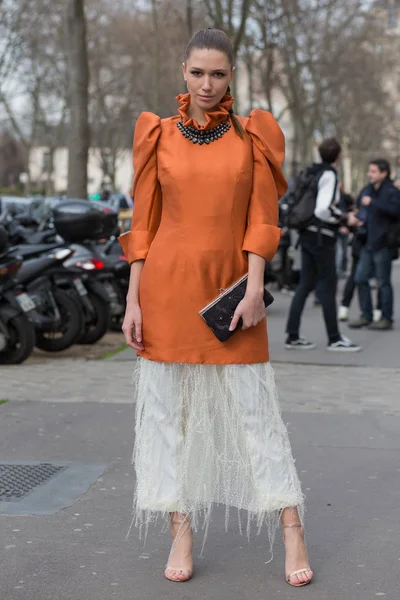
[64, 241, 128, 332]
[0, 228, 36, 364]
[14, 248, 85, 352]
[9, 243, 111, 346]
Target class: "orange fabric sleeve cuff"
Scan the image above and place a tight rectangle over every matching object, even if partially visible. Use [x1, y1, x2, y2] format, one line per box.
[118, 230, 156, 264]
[242, 224, 281, 262]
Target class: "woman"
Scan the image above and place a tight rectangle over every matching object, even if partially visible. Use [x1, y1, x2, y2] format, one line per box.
[119, 28, 313, 587]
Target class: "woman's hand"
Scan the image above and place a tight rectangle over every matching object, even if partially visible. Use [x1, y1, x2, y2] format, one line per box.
[229, 291, 266, 332]
[122, 301, 144, 351]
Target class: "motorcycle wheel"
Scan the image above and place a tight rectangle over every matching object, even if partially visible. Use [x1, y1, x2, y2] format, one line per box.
[0, 313, 36, 365]
[35, 289, 83, 352]
[107, 282, 126, 332]
[78, 293, 110, 345]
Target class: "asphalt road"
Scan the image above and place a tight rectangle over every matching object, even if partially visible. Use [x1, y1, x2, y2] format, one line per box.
[0, 400, 399, 600]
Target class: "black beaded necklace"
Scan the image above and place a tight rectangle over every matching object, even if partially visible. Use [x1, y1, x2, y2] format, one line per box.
[177, 118, 231, 145]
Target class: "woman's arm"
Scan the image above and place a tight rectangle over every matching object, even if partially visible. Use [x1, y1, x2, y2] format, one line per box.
[127, 260, 144, 304]
[246, 252, 265, 297]
[119, 113, 162, 352]
[122, 260, 145, 351]
[229, 252, 266, 332]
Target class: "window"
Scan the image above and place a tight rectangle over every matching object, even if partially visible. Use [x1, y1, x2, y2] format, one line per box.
[42, 151, 52, 174]
[388, 5, 398, 29]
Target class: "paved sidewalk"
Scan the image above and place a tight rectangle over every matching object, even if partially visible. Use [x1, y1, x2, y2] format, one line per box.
[1, 358, 400, 415]
[1, 398, 399, 600]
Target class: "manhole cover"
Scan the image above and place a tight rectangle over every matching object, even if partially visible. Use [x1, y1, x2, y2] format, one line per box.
[0, 463, 66, 501]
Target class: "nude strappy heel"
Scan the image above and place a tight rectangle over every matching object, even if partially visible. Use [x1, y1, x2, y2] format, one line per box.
[283, 523, 313, 587]
[164, 516, 193, 583]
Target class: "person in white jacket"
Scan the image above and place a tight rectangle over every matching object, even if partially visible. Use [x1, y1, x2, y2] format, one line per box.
[285, 138, 361, 351]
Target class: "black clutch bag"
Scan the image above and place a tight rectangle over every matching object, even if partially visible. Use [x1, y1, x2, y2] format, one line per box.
[199, 274, 274, 342]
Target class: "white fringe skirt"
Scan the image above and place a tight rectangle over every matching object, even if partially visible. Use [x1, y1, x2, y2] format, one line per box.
[129, 358, 304, 555]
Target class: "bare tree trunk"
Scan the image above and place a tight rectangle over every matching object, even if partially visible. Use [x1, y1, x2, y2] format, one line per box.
[232, 0, 252, 59]
[204, 1, 254, 60]
[45, 148, 55, 195]
[186, 0, 193, 37]
[151, 0, 161, 115]
[66, 0, 89, 198]
[204, 0, 254, 113]
[243, 44, 254, 113]
[204, 0, 224, 30]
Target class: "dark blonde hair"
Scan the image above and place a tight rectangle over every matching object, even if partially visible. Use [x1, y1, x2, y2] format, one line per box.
[184, 28, 245, 139]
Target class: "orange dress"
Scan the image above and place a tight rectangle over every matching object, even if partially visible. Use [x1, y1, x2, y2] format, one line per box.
[119, 94, 287, 364]
[119, 97, 305, 545]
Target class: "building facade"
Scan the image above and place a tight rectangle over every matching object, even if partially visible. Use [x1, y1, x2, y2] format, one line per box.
[28, 147, 133, 196]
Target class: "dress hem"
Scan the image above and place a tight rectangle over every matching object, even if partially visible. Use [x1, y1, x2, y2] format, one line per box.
[135, 494, 305, 515]
[136, 352, 270, 365]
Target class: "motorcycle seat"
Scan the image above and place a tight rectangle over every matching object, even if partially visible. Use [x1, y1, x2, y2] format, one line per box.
[26, 231, 57, 244]
[9, 243, 62, 259]
[15, 256, 59, 284]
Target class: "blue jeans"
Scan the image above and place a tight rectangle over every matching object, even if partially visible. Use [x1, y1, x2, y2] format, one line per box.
[355, 247, 393, 322]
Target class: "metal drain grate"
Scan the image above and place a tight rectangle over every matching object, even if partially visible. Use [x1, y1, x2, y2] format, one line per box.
[0, 463, 66, 501]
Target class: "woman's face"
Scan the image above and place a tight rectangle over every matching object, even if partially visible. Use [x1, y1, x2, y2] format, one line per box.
[183, 48, 234, 112]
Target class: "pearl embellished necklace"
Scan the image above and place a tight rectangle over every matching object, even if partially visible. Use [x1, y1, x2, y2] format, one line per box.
[177, 119, 231, 145]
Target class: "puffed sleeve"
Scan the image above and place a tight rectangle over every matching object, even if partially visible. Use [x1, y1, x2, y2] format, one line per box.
[242, 109, 288, 261]
[118, 112, 162, 264]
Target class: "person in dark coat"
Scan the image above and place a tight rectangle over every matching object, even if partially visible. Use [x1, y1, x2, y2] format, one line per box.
[348, 159, 400, 330]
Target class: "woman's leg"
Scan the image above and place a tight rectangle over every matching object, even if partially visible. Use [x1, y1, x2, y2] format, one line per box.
[281, 506, 313, 586]
[165, 512, 193, 582]
[233, 364, 309, 584]
[133, 361, 193, 582]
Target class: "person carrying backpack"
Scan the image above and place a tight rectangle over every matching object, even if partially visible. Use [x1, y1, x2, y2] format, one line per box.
[284, 137, 361, 351]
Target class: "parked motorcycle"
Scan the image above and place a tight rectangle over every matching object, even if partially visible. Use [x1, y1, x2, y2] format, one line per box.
[14, 248, 85, 352]
[2, 207, 58, 246]
[1, 198, 122, 354]
[53, 199, 122, 335]
[0, 227, 36, 364]
[64, 242, 128, 332]
[5, 207, 112, 346]
[65, 261, 111, 345]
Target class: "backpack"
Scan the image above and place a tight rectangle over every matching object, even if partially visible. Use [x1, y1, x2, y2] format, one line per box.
[281, 167, 325, 231]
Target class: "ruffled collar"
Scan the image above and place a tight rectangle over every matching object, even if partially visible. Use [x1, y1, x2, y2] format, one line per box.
[176, 92, 234, 130]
